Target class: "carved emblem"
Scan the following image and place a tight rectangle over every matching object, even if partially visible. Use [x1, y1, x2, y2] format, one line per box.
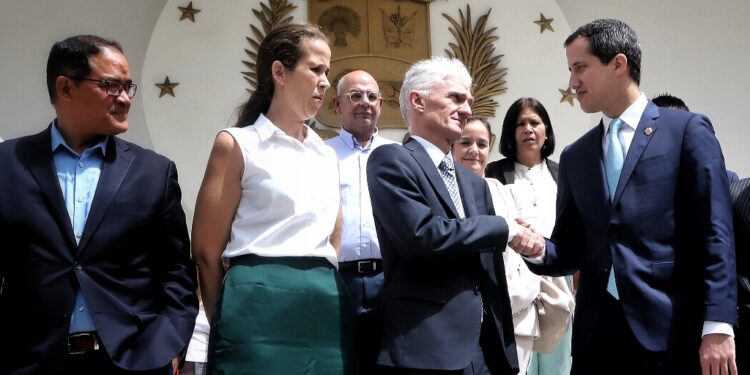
[310, 0, 431, 129]
[381, 6, 418, 48]
[319, 6, 361, 47]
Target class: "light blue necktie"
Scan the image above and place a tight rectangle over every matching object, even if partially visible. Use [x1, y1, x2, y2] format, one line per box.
[605, 118, 624, 299]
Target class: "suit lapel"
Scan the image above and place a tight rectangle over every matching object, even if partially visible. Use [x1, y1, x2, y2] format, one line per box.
[404, 139, 460, 218]
[613, 103, 659, 204]
[455, 165, 476, 217]
[22, 128, 78, 251]
[77, 137, 133, 253]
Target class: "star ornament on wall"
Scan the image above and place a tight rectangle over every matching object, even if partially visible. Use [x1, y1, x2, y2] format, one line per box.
[156, 77, 179, 98]
[178, 2, 201, 23]
[534, 13, 554, 33]
[559, 87, 576, 106]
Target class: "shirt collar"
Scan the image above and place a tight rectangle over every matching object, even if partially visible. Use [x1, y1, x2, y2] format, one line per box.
[411, 135, 450, 168]
[254, 113, 280, 142]
[254, 113, 325, 145]
[603, 93, 648, 134]
[338, 127, 378, 151]
[50, 119, 108, 157]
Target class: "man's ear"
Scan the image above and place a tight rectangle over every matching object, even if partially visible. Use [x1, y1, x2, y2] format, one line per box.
[612, 53, 629, 77]
[409, 91, 424, 113]
[56, 76, 74, 101]
[272, 61, 286, 86]
[332, 95, 342, 114]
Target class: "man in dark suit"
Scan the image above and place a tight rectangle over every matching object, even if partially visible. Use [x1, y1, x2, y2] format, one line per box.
[0, 35, 198, 374]
[367, 56, 544, 374]
[513, 19, 737, 374]
[730, 178, 750, 372]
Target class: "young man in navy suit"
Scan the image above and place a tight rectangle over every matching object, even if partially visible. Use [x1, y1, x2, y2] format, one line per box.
[0, 35, 197, 374]
[512, 19, 737, 374]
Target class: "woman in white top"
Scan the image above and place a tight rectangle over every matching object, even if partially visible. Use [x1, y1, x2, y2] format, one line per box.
[192, 23, 353, 374]
[453, 115, 541, 373]
[485, 98, 573, 375]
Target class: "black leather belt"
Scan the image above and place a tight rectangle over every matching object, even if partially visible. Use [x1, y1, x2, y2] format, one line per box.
[68, 332, 100, 354]
[339, 259, 382, 274]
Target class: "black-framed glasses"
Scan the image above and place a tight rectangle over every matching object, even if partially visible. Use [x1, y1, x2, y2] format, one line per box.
[341, 90, 381, 104]
[68, 76, 138, 98]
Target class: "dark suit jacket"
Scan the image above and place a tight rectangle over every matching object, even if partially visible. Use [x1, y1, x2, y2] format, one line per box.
[528, 103, 737, 355]
[731, 178, 750, 370]
[485, 157, 559, 184]
[0, 127, 198, 374]
[367, 138, 518, 372]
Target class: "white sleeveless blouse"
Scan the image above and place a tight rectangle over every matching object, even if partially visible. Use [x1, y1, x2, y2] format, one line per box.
[220, 114, 340, 266]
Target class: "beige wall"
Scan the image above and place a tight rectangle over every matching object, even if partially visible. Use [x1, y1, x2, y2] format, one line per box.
[1, 0, 748, 218]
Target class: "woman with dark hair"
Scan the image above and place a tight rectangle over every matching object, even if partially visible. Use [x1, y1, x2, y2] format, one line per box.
[192, 23, 352, 374]
[486, 97, 558, 237]
[485, 98, 572, 375]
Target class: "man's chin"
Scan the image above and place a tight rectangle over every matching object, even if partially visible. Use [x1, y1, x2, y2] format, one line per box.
[110, 121, 129, 135]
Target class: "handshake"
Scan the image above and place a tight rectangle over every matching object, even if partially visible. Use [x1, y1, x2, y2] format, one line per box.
[509, 217, 546, 259]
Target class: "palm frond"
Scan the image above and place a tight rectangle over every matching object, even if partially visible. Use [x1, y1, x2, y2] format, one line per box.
[442, 5, 507, 118]
[242, 0, 297, 90]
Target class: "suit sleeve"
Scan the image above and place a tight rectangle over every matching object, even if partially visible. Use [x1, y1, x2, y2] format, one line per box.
[367, 145, 509, 261]
[530, 148, 586, 277]
[155, 162, 199, 344]
[682, 114, 737, 324]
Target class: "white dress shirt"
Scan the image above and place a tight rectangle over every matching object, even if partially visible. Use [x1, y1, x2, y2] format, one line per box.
[220, 114, 341, 266]
[326, 128, 395, 262]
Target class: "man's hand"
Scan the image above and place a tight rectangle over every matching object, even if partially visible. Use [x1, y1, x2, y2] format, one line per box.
[171, 356, 180, 374]
[700, 333, 736, 375]
[509, 218, 545, 258]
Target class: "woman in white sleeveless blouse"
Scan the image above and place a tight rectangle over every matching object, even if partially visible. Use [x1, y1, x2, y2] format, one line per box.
[192, 24, 353, 374]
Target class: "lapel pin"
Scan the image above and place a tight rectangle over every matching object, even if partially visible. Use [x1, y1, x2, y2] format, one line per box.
[644, 127, 653, 136]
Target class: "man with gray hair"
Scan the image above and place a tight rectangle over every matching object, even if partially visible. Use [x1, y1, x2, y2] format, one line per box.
[367, 56, 543, 374]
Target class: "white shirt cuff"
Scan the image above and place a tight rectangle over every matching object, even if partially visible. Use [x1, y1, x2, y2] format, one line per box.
[523, 247, 545, 264]
[702, 321, 734, 337]
[506, 219, 519, 243]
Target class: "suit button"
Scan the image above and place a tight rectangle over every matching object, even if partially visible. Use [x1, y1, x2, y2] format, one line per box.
[609, 231, 617, 240]
[474, 286, 480, 295]
[73, 262, 82, 270]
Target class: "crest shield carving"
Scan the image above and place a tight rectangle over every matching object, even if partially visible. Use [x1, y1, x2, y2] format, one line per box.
[310, 0, 431, 129]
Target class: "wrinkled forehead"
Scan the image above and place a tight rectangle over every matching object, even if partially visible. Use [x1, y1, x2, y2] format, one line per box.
[435, 74, 470, 92]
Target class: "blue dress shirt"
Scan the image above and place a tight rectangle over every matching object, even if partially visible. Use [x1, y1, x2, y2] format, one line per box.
[51, 122, 107, 334]
[325, 128, 395, 262]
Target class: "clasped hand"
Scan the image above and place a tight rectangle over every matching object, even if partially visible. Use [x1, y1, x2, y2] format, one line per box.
[509, 218, 545, 258]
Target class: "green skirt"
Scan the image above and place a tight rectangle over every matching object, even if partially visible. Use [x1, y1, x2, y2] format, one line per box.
[207, 255, 354, 375]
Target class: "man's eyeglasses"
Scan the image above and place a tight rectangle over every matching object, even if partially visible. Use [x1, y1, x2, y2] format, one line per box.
[68, 76, 138, 98]
[341, 90, 381, 104]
